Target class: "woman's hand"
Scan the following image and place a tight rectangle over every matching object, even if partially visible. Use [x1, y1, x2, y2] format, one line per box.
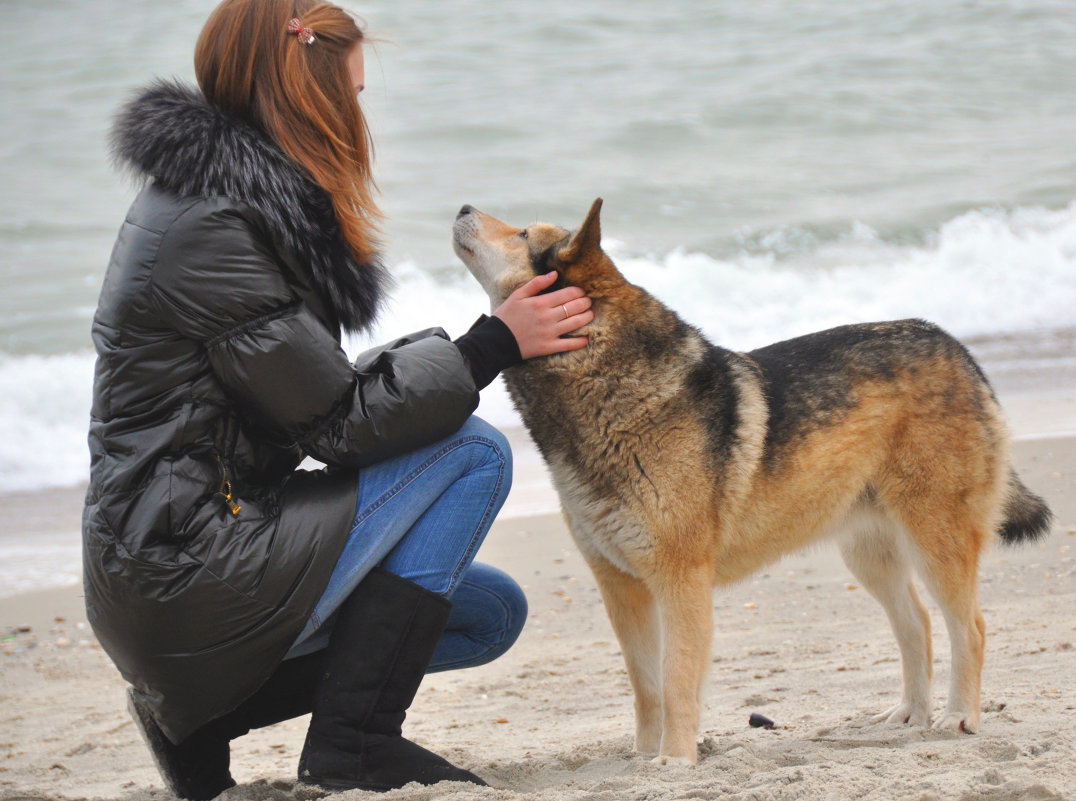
[493, 272, 593, 359]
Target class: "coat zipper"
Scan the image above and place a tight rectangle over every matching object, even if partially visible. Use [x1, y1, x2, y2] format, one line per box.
[215, 454, 242, 516]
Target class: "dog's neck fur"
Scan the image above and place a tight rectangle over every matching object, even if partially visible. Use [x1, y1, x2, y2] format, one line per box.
[503, 264, 717, 463]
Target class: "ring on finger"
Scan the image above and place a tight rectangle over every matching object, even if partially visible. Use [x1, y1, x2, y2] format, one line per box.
[561, 304, 569, 320]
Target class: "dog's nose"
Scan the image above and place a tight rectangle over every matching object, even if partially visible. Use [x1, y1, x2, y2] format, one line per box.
[457, 204, 474, 219]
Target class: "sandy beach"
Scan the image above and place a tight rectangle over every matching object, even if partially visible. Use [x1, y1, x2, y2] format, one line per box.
[2, 357, 1074, 801]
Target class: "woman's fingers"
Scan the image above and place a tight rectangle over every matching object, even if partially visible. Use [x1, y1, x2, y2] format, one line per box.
[533, 284, 589, 328]
[541, 285, 587, 307]
[545, 330, 590, 354]
[492, 273, 593, 359]
[551, 296, 593, 332]
[510, 271, 559, 300]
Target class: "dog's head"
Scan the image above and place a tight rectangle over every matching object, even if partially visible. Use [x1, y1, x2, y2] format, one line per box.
[453, 198, 616, 308]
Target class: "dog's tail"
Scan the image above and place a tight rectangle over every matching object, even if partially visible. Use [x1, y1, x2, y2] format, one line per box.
[997, 469, 1053, 546]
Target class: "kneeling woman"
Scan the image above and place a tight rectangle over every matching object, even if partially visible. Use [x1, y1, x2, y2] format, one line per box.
[82, 0, 593, 797]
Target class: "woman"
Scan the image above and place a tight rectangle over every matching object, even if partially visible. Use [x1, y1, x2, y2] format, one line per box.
[83, 0, 592, 797]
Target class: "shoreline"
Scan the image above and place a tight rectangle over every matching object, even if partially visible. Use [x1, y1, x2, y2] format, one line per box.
[1, 325, 1074, 599]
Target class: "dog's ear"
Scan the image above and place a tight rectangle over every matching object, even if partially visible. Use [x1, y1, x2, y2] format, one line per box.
[559, 198, 603, 263]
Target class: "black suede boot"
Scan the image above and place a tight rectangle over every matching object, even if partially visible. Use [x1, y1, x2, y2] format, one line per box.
[127, 650, 325, 800]
[297, 568, 487, 791]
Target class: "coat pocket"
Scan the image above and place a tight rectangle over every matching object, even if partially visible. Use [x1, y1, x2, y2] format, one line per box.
[169, 454, 221, 541]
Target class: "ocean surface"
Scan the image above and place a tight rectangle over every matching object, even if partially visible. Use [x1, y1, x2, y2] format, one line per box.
[1, 1, 1075, 594]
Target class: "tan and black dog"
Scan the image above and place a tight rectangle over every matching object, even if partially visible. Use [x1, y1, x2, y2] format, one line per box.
[453, 199, 1052, 765]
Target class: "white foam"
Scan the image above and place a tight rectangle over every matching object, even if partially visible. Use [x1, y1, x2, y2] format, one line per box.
[608, 202, 1076, 351]
[0, 353, 94, 493]
[2, 202, 1074, 497]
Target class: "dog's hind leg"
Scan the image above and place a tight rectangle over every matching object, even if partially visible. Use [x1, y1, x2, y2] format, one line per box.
[875, 368, 1001, 734]
[652, 564, 713, 765]
[586, 556, 663, 754]
[838, 515, 933, 727]
[908, 521, 987, 734]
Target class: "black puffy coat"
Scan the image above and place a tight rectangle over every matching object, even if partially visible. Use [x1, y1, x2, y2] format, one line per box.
[83, 82, 479, 742]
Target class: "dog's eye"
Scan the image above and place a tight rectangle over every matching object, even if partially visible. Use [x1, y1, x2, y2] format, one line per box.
[518, 230, 529, 240]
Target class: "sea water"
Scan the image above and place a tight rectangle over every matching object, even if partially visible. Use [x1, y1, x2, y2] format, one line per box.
[1, 0, 1074, 592]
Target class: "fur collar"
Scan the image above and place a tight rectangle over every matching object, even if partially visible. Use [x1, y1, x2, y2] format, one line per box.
[110, 80, 389, 334]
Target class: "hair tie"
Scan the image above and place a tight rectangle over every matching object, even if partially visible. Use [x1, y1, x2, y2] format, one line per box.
[287, 18, 316, 45]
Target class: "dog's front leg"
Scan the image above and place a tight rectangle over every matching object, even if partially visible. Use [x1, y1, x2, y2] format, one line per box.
[654, 565, 714, 765]
[585, 555, 663, 754]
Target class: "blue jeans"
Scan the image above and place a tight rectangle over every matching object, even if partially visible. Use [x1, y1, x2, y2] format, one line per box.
[287, 417, 527, 672]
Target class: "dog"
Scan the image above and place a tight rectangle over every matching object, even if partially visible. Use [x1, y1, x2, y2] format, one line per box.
[453, 198, 1052, 764]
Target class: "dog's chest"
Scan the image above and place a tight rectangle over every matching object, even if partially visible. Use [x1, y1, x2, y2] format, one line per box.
[503, 362, 676, 575]
[543, 451, 656, 576]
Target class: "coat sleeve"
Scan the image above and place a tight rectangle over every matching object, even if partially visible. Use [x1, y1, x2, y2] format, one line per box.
[148, 198, 479, 468]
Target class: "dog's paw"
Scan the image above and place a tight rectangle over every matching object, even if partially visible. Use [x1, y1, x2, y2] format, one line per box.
[651, 754, 696, 767]
[872, 703, 931, 727]
[932, 712, 978, 734]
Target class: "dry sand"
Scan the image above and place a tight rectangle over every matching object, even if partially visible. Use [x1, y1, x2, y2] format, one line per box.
[2, 409, 1075, 801]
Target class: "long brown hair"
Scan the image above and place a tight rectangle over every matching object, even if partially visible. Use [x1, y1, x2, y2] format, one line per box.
[195, 0, 380, 264]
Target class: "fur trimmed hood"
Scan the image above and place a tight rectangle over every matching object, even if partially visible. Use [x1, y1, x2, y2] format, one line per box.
[110, 80, 389, 334]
